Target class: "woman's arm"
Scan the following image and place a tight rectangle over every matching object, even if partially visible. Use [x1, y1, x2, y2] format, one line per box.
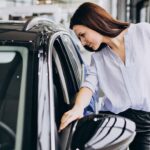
[59, 87, 93, 131]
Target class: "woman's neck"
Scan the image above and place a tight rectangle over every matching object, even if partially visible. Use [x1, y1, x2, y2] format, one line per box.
[106, 29, 127, 50]
[104, 29, 128, 64]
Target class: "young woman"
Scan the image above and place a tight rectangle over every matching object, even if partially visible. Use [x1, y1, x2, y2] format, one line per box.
[59, 2, 150, 150]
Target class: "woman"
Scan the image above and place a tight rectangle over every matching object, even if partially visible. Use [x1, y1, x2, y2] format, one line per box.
[60, 2, 150, 150]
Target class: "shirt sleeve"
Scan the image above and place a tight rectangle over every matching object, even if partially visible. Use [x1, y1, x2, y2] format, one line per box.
[80, 54, 99, 93]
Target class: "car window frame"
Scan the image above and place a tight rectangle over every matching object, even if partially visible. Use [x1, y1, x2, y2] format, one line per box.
[48, 31, 85, 150]
[60, 34, 82, 87]
[48, 31, 66, 150]
[37, 48, 50, 150]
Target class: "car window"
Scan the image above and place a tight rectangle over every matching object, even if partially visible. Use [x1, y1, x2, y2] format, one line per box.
[52, 49, 70, 129]
[52, 47, 73, 150]
[53, 37, 80, 102]
[0, 51, 22, 149]
[49, 35, 84, 150]
[0, 46, 28, 150]
[50, 35, 82, 125]
[60, 34, 82, 87]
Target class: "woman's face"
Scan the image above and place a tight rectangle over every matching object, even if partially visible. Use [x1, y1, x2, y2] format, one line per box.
[73, 25, 104, 51]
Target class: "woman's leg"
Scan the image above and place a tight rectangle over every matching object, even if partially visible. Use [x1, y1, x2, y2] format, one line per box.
[119, 109, 150, 150]
[129, 131, 150, 150]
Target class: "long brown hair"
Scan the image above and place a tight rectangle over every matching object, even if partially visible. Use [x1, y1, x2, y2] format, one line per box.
[70, 2, 130, 38]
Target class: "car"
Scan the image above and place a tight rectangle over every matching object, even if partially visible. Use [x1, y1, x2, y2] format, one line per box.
[0, 17, 136, 150]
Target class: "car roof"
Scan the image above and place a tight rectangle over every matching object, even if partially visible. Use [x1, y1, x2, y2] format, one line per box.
[0, 21, 26, 31]
[0, 17, 68, 46]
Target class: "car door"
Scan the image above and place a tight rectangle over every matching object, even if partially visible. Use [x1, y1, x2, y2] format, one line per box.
[47, 30, 84, 150]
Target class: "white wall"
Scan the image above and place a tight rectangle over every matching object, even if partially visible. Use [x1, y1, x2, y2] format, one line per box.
[0, 4, 62, 22]
[97, 0, 117, 18]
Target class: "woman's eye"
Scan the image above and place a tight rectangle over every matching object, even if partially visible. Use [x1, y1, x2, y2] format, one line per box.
[78, 33, 85, 40]
[80, 33, 85, 37]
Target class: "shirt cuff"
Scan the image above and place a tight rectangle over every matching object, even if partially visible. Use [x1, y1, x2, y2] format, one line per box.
[80, 82, 96, 93]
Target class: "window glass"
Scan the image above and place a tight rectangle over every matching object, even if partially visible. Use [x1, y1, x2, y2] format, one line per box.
[53, 37, 80, 102]
[0, 51, 22, 149]
[52, 37, 81, 129]
[51, 36, 85, 150]
[52, 56, 69, 130]
[61, 35, 82, 87]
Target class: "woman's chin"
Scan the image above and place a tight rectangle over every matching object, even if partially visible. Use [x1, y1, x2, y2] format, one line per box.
[84, 46, 95, 52]
[84, 43, 107, 52]
[91, 46, 96, 50]
[96, 43, 107, 51]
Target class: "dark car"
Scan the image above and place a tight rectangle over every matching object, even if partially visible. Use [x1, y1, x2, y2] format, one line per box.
[0, 17, 136, 150]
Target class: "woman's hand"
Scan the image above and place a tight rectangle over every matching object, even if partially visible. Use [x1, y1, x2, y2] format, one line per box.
[59, 88, 93, 131]
[59, 105, 84, 132]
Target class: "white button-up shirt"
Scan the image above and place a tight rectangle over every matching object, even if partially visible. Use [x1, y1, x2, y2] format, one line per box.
[81, 22, 150, 114]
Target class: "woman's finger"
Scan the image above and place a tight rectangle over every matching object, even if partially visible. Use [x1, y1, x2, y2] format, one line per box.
[59, 113, 79, 131]
[61, 111, 74, 123]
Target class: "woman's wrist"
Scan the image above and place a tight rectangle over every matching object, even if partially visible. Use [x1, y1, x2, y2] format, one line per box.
[73, 104, 85, 111]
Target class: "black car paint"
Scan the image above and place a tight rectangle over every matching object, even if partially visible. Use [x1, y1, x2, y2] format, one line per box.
[0, 22, 44, 150]
[0, 19, 80, 150]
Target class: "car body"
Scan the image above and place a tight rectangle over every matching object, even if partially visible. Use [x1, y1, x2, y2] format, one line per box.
[0, 17, 136, 150]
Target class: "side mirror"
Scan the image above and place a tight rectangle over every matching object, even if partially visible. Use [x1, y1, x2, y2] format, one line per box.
[71, 114, 136, 150]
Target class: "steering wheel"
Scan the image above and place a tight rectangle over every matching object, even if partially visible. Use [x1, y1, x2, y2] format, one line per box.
[0, 121, 15, 149]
